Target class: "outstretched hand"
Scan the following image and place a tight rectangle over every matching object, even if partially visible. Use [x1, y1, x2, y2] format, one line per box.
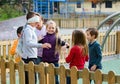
[65, 42, 70, 48]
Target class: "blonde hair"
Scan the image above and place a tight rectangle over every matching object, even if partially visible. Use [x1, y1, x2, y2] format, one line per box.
[46, 20, 61, 55]
[46, 20, 56, 27]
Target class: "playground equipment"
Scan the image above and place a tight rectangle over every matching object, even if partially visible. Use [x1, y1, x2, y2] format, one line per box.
[33, 0, 65, 18]
[97, 11, 120, 50]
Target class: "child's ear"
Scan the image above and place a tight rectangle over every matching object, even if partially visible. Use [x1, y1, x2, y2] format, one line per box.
[17, 33, 20, 37]
[92, 35, 96, 39]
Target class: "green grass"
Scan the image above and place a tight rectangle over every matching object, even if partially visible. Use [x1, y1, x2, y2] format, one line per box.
[0, 4, 24, 21]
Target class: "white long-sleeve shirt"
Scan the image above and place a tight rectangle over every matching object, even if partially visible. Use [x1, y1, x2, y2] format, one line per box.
[22, 25, 42, 59]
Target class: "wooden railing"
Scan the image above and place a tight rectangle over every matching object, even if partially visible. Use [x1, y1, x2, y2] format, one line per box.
[61, 31, 117, 56]
[0, 40, 13, 60]
[0, 31, 119, 63]
[0, 58, 120, 84]
[52, 17, 106, 28]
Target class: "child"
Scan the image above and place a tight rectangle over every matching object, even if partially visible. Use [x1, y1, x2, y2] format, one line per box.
[9, 26, 23, 63]
[35, 14, 47, 64]
[20, 13, 51, 84]
[86, 28, 102, 83]
[39, 20, 69, 84]
[65, 30, 88, 84]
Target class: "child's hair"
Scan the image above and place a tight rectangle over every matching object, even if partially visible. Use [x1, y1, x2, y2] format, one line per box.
[17, 26, 23, 37]
[35, 13, 44, 22]
[46, 20, 59, 35]
[46, 20, 56, 28]
[26, 11, 45, 23]
[86, 28, 99, 39]
[46, 20, 61, 55]
[72, 30, 88, 55]
[26, 11, 36, 20]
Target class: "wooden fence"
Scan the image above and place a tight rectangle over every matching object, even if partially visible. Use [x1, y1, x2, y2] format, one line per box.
[60, 31, 117, 55]
[0, 58, 120, 84]
[0, 31, 120, 63]
[0, 40, 13, 60]
[52, 17, 106, 28]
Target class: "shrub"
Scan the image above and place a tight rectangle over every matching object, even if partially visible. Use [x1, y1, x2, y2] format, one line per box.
[0, 4, 24, 21]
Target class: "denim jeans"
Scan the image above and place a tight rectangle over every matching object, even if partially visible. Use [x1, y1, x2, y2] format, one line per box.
[36, 56, 42, 64]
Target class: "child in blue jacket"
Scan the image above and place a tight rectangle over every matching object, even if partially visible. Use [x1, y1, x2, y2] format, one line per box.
[86, 28, 102, 83]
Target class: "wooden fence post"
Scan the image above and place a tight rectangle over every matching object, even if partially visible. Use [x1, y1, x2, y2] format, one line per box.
[8, 44, 11, 61]
[59, 19, 61, 28]
[28, 62, 35, 84]
[0, 58, 6, 84]
[108, 71, 115, 84]
[83, 19, 84, 28]
[59, 65, 66, 84]
[9, 60, 16, 84]
[71, 66, 78, 84]
[116, 31, 120, 54]
[38, 63, 46, 84]
[94, 69, 102, 84]
[3, 45, 6, 60]
[47, 64, 55, 84]
[18, 61, 25, 84]
[82, 68, 90, 84]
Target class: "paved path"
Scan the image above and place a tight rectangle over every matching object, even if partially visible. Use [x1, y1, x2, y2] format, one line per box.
[0, 16, 26, 40]
[1, 15, 120, 40]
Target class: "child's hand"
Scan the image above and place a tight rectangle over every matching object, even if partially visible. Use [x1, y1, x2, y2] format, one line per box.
[38, 36, 44, 41]
[65, 42, 69, 48]
[61, 46, 68, 58]
[42, 43, 51, 49]
[90, 65, 97, 71]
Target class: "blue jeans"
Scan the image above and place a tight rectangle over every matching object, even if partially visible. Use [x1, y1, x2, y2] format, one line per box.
[36, 56, 42, 64]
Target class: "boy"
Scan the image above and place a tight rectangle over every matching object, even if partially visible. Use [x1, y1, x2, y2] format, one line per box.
[86, 28, 102, 83]
[20, 12, 51, 84]
[9, 26, 23, 63]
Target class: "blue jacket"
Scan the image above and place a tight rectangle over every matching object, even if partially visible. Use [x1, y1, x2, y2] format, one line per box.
[39, 33, 65, 63]
[88, 41, 102, 69]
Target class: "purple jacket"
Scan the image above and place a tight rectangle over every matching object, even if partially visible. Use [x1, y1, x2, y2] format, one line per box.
[39, 33, 65, 63]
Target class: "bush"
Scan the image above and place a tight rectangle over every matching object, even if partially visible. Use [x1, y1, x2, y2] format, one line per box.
[0, 4, 24, 21]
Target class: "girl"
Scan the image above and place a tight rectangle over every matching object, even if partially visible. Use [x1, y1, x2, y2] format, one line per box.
[39, 20, 69, 84]
[65, 30, 88, 84]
